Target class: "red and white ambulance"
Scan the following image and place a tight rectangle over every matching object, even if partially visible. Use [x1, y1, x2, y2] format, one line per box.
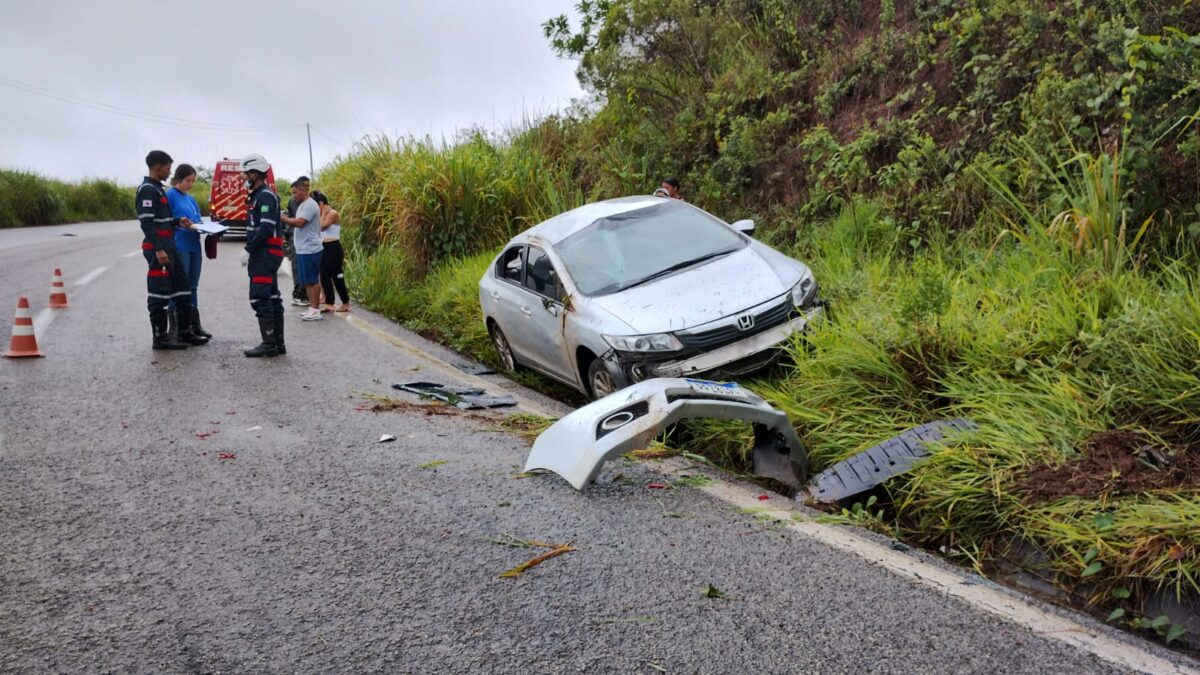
[209, 158, 277, 239]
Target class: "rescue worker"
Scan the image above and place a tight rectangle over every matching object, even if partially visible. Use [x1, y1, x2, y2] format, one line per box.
[239, 154, 287, 357]
[137, 150, 207, 350]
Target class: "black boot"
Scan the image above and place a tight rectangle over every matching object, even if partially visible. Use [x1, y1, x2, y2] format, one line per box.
[176, 307, 208, 346]
[244, 318, 278, 357]
[152, 310, 188, 350]
[274, 316, 286, 355]
[191, 307, 212, 339]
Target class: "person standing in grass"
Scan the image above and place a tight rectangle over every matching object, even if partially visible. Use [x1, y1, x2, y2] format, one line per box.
[166, 164, 212, 339]
[281, 178, 324, 321]
[312, 191, 351, 313]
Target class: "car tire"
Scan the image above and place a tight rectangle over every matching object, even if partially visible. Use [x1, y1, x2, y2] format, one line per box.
[587, 358, 619, 400]
[489, 323, 518, 372]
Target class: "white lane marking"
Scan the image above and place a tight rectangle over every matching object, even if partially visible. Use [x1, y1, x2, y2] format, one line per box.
[341, 314, 1198, 675]
[74, 266, 109, 286]
[124, 249, 142, 258]
[32, 307, 56, 340]
[688, 474, 1200, 675]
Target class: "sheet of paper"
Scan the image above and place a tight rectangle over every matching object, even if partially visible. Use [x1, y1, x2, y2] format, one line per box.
[192, 221, 229, 235]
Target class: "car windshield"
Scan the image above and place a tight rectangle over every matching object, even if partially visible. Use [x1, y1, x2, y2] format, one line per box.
[555, 202, 746, 296]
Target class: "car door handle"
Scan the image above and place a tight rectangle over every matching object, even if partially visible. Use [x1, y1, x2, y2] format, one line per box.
[520, 306, 533, 317]
[489, 291, 500, 300]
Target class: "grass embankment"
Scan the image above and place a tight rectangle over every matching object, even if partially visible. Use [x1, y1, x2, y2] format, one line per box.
[0, 170, 134, 227]
[319, 0, 1199, 647]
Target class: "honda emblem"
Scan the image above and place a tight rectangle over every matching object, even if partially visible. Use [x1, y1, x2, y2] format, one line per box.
[737, 313, 755, 331]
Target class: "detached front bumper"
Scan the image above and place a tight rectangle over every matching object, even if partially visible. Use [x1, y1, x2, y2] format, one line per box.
[605, 303, 826, 386]
[524, 378, 809, 489]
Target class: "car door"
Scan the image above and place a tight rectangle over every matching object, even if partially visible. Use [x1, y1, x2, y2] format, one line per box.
[483, 245, 530, 360]
[512, 246, 573, 379]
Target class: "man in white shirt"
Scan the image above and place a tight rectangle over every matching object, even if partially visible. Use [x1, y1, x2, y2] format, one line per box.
[280, 179, 324, 321]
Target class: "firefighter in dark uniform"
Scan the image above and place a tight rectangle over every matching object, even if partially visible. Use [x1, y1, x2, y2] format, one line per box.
[239, 154, 287, 357]
[137, 150, 207, 350]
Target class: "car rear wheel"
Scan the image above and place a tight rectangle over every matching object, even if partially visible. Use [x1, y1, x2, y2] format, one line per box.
[587, 359, 618, 400]
[489, 323, 517, 372]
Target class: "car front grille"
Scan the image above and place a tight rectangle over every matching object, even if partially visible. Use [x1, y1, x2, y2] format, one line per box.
[676, 296, 796, 350]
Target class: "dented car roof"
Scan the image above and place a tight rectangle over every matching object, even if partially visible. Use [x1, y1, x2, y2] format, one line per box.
[520, 196, 665, 245]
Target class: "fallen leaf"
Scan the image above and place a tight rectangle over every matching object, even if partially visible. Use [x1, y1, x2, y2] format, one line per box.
[702, 584, 725, 599]
[419, 459, 448, 470]
[499, 544, 575, 579]
[1168, 545, 1186, 561]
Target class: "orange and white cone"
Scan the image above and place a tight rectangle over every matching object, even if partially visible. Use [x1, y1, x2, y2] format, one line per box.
[48, 268, 70, 308]
[4, 297, 44, 358]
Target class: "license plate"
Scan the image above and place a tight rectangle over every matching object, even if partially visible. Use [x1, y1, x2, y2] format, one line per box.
[685, 378, 748, 398]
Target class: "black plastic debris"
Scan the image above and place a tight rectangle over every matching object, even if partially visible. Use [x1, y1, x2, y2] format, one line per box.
[393, 381, 517, 410]
[805, 418, 977, 503]
[452, 361, 497, 376]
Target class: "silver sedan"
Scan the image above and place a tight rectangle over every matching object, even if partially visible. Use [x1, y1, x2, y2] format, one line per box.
[478, 197, 823, 399]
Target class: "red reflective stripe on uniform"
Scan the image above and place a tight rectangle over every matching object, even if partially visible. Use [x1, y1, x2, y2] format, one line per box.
[141, 243, 154, 250]
[266, 237, 284, 245]
[251, 276, 273, 284]
[268, 249, 284, 257]
[156, 229, 171, 237]
[147, 269, 169, 277]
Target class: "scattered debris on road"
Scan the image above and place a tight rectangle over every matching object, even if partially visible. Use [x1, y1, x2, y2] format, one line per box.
[246, 425, 263, 432]
[393, 381, 517, 410]
[378, 434, 397, 443]
[702, 584, 726, 599]
[418, 459, 448, 470]
[217, 452, 236, 461]
[500, 544, 575, 579]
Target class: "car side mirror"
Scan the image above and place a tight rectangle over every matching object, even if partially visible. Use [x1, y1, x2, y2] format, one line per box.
[732, 219, 755, 236]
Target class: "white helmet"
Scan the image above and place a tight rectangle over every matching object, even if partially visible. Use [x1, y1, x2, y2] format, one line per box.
[240, 153, 270, 173]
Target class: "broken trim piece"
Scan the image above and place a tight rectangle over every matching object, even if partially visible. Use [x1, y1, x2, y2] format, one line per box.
[802, 419, 978, 503]
[523, 378, 808, 490]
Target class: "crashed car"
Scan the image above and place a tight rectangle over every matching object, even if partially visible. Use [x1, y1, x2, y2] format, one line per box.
[479, 197, 823, 399]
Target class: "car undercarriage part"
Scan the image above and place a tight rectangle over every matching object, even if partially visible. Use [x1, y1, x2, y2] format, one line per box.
[523, 378, 808, 490]
[393, 382, 517, 410]
[800, 418, 978, 503]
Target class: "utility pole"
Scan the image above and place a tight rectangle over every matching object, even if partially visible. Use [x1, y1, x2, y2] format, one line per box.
[306, 122, 315, 180]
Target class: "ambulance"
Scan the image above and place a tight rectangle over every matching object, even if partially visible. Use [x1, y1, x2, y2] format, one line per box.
[209, 158, 277, 239]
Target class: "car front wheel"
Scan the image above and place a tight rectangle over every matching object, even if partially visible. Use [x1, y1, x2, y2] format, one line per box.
[587, 359, 618, 400]
[489, 323, 517, 372]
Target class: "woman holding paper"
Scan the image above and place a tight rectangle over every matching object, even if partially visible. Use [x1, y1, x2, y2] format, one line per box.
[167, 164, 212, 339]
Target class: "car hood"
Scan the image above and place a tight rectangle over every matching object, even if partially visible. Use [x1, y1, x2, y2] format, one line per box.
[585, 245, 802, 334]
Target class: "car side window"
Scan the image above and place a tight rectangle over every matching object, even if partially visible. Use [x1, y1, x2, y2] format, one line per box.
[523, 246, 565, 302]
[498, 246, 524, 284]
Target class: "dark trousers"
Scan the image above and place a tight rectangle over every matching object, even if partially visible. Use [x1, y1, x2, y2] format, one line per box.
[145, 249, 192, 316]
[320, 240, 350, 305]
[248, 254, 284, 320]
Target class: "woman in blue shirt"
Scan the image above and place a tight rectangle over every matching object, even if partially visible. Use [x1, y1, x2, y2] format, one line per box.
[167, 164, 212, 339]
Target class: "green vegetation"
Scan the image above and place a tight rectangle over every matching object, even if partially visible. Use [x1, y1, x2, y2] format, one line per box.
[319, 0, 1200, 638]
[0, 170, 134, 227]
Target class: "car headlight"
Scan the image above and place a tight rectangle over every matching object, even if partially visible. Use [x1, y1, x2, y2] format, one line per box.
[791, 275, 818, 308]
[602, 333, 683, 353]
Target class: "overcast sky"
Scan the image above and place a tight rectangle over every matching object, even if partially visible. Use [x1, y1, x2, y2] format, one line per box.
[0, 1, 584, 182]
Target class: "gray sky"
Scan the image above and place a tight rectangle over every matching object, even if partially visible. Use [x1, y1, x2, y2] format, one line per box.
[0, 0, 584, 182]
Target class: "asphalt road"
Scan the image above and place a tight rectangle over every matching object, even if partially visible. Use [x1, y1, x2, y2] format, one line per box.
[0, 221, 1194, 674]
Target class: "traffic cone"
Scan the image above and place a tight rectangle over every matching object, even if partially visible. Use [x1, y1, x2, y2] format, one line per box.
[4, 297, 44, 358]
[48, 268, 70, 308]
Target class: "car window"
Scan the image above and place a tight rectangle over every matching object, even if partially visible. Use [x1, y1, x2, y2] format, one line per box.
[523, 246, 565, 302]
[498, 246, 524, 284]
[556, 201, 746, 296]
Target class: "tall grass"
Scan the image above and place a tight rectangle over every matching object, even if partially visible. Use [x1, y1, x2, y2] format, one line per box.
[0, 169, 134, 227]
[320, 130, 586, 277]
